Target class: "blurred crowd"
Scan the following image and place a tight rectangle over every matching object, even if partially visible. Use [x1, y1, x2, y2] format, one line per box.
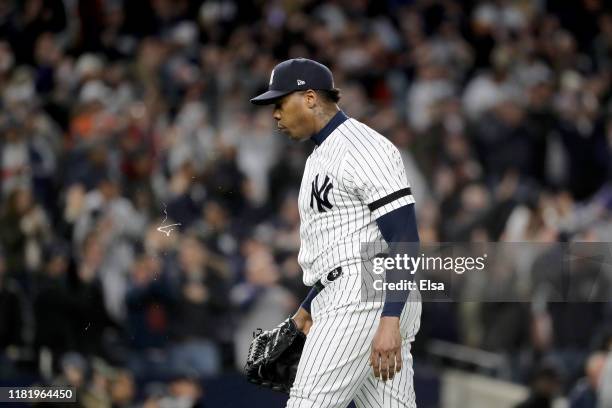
[0, 0, 611, 406]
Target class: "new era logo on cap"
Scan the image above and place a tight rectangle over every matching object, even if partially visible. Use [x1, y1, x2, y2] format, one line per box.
[250, 58, 335, 105]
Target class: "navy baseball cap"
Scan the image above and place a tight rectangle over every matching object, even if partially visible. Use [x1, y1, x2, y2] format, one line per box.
[250, 58, 334, 105]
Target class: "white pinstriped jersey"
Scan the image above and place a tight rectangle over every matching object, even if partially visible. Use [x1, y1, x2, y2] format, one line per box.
[297, 113, 415, 286]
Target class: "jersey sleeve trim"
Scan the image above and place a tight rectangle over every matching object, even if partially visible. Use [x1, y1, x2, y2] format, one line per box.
[367, 188, 412, 212]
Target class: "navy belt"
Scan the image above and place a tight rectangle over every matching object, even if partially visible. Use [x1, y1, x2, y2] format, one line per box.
[313, 266, 343, 293]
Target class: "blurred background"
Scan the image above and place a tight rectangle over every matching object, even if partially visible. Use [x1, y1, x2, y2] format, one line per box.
[0, 0, 611, 407]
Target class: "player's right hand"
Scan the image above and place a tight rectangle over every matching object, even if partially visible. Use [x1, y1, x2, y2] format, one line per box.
[370, 316, 402, 381]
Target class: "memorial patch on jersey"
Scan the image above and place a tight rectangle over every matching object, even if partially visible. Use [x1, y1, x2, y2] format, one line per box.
[367, 187, 412, 212]
[310, 174, 333, 212]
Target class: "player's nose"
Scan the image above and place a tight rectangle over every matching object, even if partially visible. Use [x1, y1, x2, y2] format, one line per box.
[273, 108, 281, 121]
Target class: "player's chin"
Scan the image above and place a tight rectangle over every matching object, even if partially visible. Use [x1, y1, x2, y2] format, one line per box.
[280, 127, 306, 142]
[283, 129, 299, 140]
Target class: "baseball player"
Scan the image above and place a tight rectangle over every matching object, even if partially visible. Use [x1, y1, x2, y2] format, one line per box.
[251, 58, 421, 408]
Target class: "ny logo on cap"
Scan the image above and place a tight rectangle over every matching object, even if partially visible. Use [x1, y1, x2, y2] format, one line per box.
[297, 79, 306, 86]
[269, 69, 275, 85]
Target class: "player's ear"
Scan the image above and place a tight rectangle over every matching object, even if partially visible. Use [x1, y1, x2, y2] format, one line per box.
[303, 90, 317, 109]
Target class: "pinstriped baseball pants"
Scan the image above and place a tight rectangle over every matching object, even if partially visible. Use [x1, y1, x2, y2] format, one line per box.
[287, 265, 421, 408]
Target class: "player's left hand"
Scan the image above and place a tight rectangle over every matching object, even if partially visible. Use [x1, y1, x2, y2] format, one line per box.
[369, 316, 402, 381]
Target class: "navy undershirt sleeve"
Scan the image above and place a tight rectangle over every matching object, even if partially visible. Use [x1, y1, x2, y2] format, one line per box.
[299, 287, 318, 314]
[375, 203, 419, 317]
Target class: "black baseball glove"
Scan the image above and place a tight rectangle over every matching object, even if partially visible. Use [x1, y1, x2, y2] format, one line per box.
[245, 318, 306, 393]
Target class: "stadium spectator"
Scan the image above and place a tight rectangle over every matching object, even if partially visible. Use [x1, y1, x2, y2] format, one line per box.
[163, 372, 205, 408]
[600, 350, 612, 408]
[515, 363, 563, 408]
[33, 243, 74, 361]
[71, 232, 119, 359]
[47, 352, 88, 407]
[231, 238, 296, 371]
[0, 189, 29, 276]
[567, 351, 607, 408]
[124, 252, 173, 379]
[167, 234, 229, 377]
[109, 368, 136, 408]
[0, 247, 24, 377]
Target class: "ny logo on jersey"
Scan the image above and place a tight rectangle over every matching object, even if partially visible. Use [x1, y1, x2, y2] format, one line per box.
[310, 174, 333, 213]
